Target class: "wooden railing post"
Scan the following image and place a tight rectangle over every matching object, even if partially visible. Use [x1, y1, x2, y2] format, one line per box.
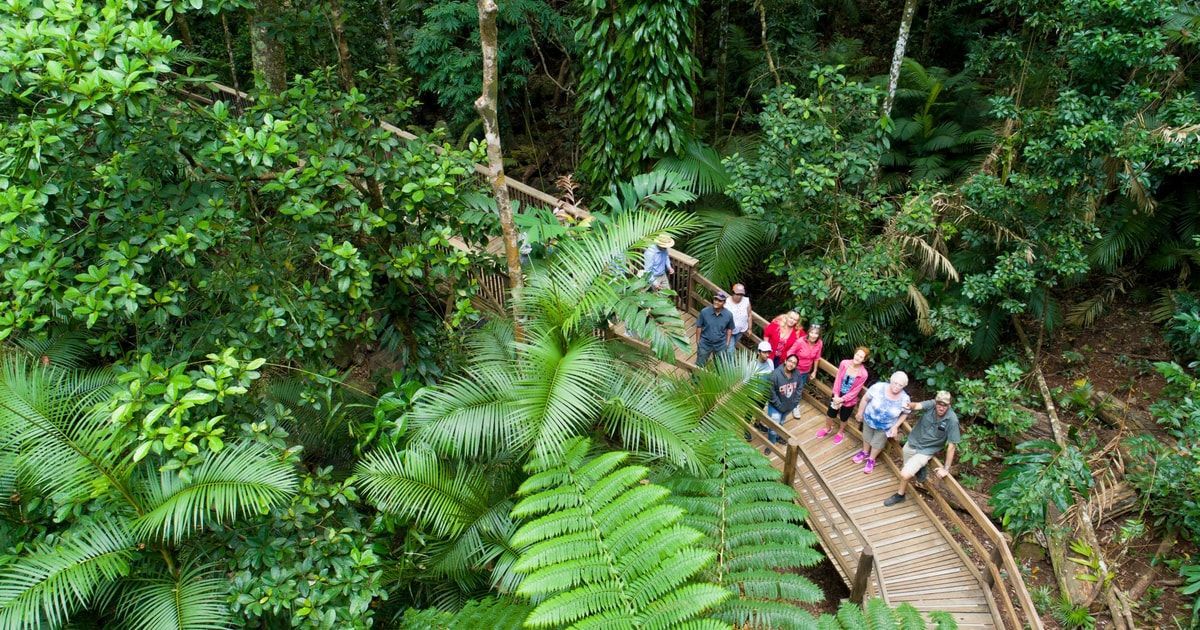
[850, 545, 874, 604]
[783, 439, 800, 487]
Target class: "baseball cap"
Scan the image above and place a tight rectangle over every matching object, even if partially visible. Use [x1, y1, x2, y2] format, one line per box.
[757, 341, 772, 352]
[713, 291, 727, 301]
[935, 391, 952, 405]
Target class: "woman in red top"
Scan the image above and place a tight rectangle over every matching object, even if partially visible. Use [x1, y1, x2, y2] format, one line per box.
[786, 323, 823, 390]
[763, 311, 801, 366]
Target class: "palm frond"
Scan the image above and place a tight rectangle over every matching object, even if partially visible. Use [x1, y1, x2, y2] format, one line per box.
[405, 360, 522, 460]
[115, 564, 230, 630]
[356, 444, 491, 539]
[688, 209, 775, 288]
[602, 277, 691, 359]
[652, 139, 731, 196]
[599, 369, 706, 473]
[0, 357, 128, 507]
[13, 334, 91, 369]
[598, 171, 698, 215]
[510, 437, 729, 628]
[521, 209, 699, 332]
[895, 234, 959, 281]
[666, 356, 768, 435]
[133, 442, 299, 542]
[518, 333, 613, 461]
[0, 518, 134, 629]
[467, 319, 518, 365]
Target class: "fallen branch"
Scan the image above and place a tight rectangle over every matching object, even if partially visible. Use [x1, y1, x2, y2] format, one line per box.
[1013, 317, 1135, 628]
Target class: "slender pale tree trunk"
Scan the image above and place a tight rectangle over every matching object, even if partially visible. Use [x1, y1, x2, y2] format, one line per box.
[714, 0, 729, 135]
[882, 0, 919, 118]
[377, 0, 399, 67]
[221, 13, 242, 95]
[754, 0, 780, 87]
[250, 0, 287, 93]
[475, 0, 525, 318]
[327, 0, 355, 91]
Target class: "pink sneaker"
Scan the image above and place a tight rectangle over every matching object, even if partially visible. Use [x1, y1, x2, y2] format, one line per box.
[816, 428, 830, 439]
[832, 433, 844, 445]
[864, 458, 875, 474]
[851, 451, 867, 464]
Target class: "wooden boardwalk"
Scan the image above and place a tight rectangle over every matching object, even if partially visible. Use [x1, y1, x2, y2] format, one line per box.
[659, 333, 1000, 627]
[757, 396, 1000, 628]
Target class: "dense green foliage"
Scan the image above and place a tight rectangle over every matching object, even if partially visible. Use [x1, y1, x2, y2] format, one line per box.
[576, 0, 699, 191]
[4, 0, 1200, 624]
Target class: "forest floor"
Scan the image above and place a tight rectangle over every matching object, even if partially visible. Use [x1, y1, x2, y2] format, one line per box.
[942, 300, 1196, 628]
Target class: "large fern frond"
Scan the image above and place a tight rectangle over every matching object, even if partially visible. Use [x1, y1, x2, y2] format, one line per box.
[12, 335, 91, 369]
[398, 596, 532, 629]
[663, 431, 823, 629]
[509, 437, 729, 628]
[114, 564, 230, 630]
[0, 518, 134, 629]
[0, 357, 128, 507]
[132, 442, 298, 542]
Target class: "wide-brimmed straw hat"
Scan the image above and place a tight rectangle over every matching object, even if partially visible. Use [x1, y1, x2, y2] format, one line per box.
[654, 234, 675, 248]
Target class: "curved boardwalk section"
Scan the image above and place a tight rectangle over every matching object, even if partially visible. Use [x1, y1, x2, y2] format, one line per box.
[755, 399, 1000, 628]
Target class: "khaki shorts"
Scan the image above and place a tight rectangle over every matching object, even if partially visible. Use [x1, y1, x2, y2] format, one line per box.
[861, 424, 889, 450]
[901, 443, 933, 478]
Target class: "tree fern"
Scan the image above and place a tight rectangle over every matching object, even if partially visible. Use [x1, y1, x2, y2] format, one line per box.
[818, 598, 957, 629]
[662, 431, 823, 629]
[114, 564, 230, 630]
[133, 441, 298, 543]
[0, 518, 134, 629]
[509, 437, 730, 628]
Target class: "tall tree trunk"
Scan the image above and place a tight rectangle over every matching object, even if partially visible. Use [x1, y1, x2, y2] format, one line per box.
[327, 0, 356, 91]
[221, 13, 242, 95]
[714, 0, 729, 137]
[250, 0, 287, 94]
[377, 0, 399, 67]
[475, 0, 525, 320]
[753, 0, 780, 87]
[176, 13, 194, 47]
[882, 0, 919, 118]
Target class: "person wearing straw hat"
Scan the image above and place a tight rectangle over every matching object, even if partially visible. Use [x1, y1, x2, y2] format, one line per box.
[643, 234, 675, 291]
[883, 390, 961, 506]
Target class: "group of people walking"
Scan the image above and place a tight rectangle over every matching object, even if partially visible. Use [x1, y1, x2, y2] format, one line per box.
[644, 237, 961, 509]
[695, 292, 961, 509]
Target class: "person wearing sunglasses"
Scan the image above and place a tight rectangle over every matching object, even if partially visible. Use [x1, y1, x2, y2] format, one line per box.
[883, 390, 961, 506]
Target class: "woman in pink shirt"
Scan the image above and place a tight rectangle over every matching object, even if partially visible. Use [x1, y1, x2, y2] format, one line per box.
[816, 346, 869, 445]
[786, 323, 823, 391]
[763, 311, 801, 366]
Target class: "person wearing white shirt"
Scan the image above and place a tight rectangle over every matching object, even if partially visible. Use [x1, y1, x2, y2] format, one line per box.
[725, 283, 752, 351]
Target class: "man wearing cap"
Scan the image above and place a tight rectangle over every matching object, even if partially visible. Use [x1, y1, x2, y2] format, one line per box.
[643, 234, 675, 291]
[883, 391, 961, 507]
[725, 283, 752, 351]
[695, 291, 734, 367]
